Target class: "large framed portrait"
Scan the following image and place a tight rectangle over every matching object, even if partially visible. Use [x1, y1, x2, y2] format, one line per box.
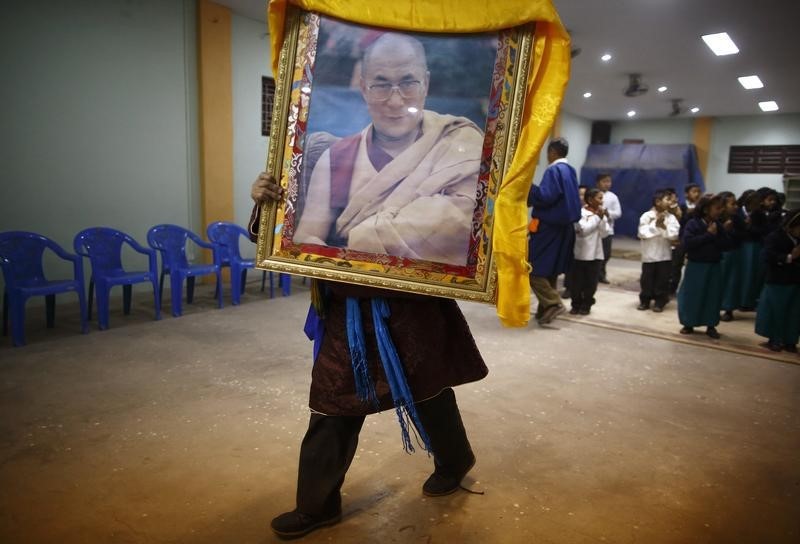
[255, 7, 534, 302]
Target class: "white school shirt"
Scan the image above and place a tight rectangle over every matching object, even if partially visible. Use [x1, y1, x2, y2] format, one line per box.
[574, 207, 610, 261]
[602, 190, 622, 236]
[638, 209, 680, 263]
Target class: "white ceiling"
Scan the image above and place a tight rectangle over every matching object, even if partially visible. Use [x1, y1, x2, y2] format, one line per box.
[217, 0, 800, 121]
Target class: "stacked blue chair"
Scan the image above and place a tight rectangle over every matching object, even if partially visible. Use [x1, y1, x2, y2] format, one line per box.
[206, 221, 291, 304]
[74, 227, 161, 330]
[0, 231, 89, 347]
[146, 224, 223, 317]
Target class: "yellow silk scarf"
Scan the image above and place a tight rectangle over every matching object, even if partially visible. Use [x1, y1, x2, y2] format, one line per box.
[268, 0, 571, 327]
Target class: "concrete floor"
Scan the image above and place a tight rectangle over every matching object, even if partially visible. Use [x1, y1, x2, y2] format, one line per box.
[1, 263, 799, 544]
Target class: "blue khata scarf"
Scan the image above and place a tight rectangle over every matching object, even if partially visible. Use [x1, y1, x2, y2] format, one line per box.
[304, 290, 432, 454]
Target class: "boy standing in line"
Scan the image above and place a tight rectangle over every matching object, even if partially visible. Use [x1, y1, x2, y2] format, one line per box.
[638, 190, 680, 312]
[596, 173, 622, 284]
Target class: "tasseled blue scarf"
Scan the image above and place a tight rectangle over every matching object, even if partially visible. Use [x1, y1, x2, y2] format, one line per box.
[366, 297, 432, 454]
[304, 291, 432, 454]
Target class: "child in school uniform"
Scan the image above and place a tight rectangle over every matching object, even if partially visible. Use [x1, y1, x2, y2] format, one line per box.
[718, 191, 746, 321]
[638, 190, 680, 312]
[669, 183, 702, 294]
[755, 209, 800, 352]
[677, 194, 728, 339]
[570, 188, 609, 315]
[561, 185, 589, 300]
[738, 190, 771, 310]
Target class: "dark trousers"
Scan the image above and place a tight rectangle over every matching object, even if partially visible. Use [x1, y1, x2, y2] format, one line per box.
[295, 388, 473, 516]
[640, 261, 672, 308]
[600, 236, 612, 281]
[670, 245, 686, 293]
[571, 260, 601, 311]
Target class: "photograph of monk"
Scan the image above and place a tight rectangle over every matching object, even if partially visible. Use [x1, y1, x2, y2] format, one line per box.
[291, 18, 497, 268]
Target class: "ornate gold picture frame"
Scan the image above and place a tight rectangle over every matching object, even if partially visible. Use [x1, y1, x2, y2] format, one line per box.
[256, 8, 534, 303]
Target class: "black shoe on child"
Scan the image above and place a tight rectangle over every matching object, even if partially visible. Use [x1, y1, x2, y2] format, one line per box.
[784, 344, 798, 353]
[706, 327, 721, 339]
[271, 509, 342, 539]
[637, 303, 649, 311]
[598, 278, 610, 285]
[680, 326, 694, 335]
[720, 311, 733, 322]
[760, 341, 782, 352]
[569, 307, 580, 315]
[578, 308, 590, 315]
[652, 306, 664, 313]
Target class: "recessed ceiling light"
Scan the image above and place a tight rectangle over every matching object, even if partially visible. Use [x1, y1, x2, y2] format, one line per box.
[690, 107, 700, 114]
[701, 32, 739, 56]
[601, 53, 612, 62]
[627, 110, 636, 118]
[657, 86, 668, 93]
[738, 75, 764, 89]
[583, 92, 592, 98]
[759, 101, 779, 112]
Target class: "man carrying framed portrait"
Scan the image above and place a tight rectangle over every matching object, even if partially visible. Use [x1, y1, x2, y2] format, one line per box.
[252, 0, 571, 539]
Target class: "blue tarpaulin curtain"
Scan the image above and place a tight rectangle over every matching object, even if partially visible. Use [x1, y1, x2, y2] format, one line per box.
[580, 144, 705, 238]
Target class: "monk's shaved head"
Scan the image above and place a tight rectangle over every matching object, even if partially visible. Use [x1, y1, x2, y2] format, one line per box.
[361, 33, 428, 76]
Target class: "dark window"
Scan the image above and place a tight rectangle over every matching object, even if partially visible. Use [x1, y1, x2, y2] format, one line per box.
[261, 76, 276, 137]
[728, 145, 800, 174]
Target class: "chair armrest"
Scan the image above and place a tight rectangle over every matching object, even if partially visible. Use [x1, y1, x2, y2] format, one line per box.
[188, 233, 222, 266]
[125, 237, 157, 258]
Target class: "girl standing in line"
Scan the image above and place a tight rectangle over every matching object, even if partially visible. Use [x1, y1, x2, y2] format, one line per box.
[678, 194, 729, 339]
[718, 191, 746, 322]
[755, 210, 800, 353]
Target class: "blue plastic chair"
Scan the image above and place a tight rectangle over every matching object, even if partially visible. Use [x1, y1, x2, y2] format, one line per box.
[146, 224, 223, 317]
[206, 221, 291, 304]
[0, 231, 89, 347]
[74, 227, 161, 330]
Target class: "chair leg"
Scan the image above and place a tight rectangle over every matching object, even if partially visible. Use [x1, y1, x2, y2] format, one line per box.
[159, 270, 166, 307]
[231, 267, 241, 306]
[151, 279, 161, 321]
[261, 270, 267, 292]
[215, 272, 223, 309]
[281, 274, 291, 297]
[77, 285, 89, 335]
[45, 294, 55, 328]
[88, 279, 94, 321]
[187, 276, 195, 304]
[123, 285, 132, 315]
[269, 272, 275, 299]
[170, 274, 184, 317]
[9, 296, 26, 347]
[241, 269, 248, 295]
[96, 284, 111, 331]
[2, 290, 8, 337]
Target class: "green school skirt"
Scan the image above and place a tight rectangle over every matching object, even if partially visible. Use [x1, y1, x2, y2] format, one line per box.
[678, 261, 723, 327]
[739, 241, 765, 308]
[755, 284, 800, 346]
[720, 248, 744, 312]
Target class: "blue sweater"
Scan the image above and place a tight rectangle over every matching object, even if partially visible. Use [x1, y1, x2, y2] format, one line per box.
[527, 161, 582, 226]
[682, 217, 729, 263]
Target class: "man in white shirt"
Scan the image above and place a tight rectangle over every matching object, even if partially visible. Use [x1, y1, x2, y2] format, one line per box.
[596, 173, 622, 284]
[638, 190, 680, 311]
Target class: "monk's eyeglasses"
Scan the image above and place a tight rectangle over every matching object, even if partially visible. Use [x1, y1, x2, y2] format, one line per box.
[366, 80, 423, 102]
